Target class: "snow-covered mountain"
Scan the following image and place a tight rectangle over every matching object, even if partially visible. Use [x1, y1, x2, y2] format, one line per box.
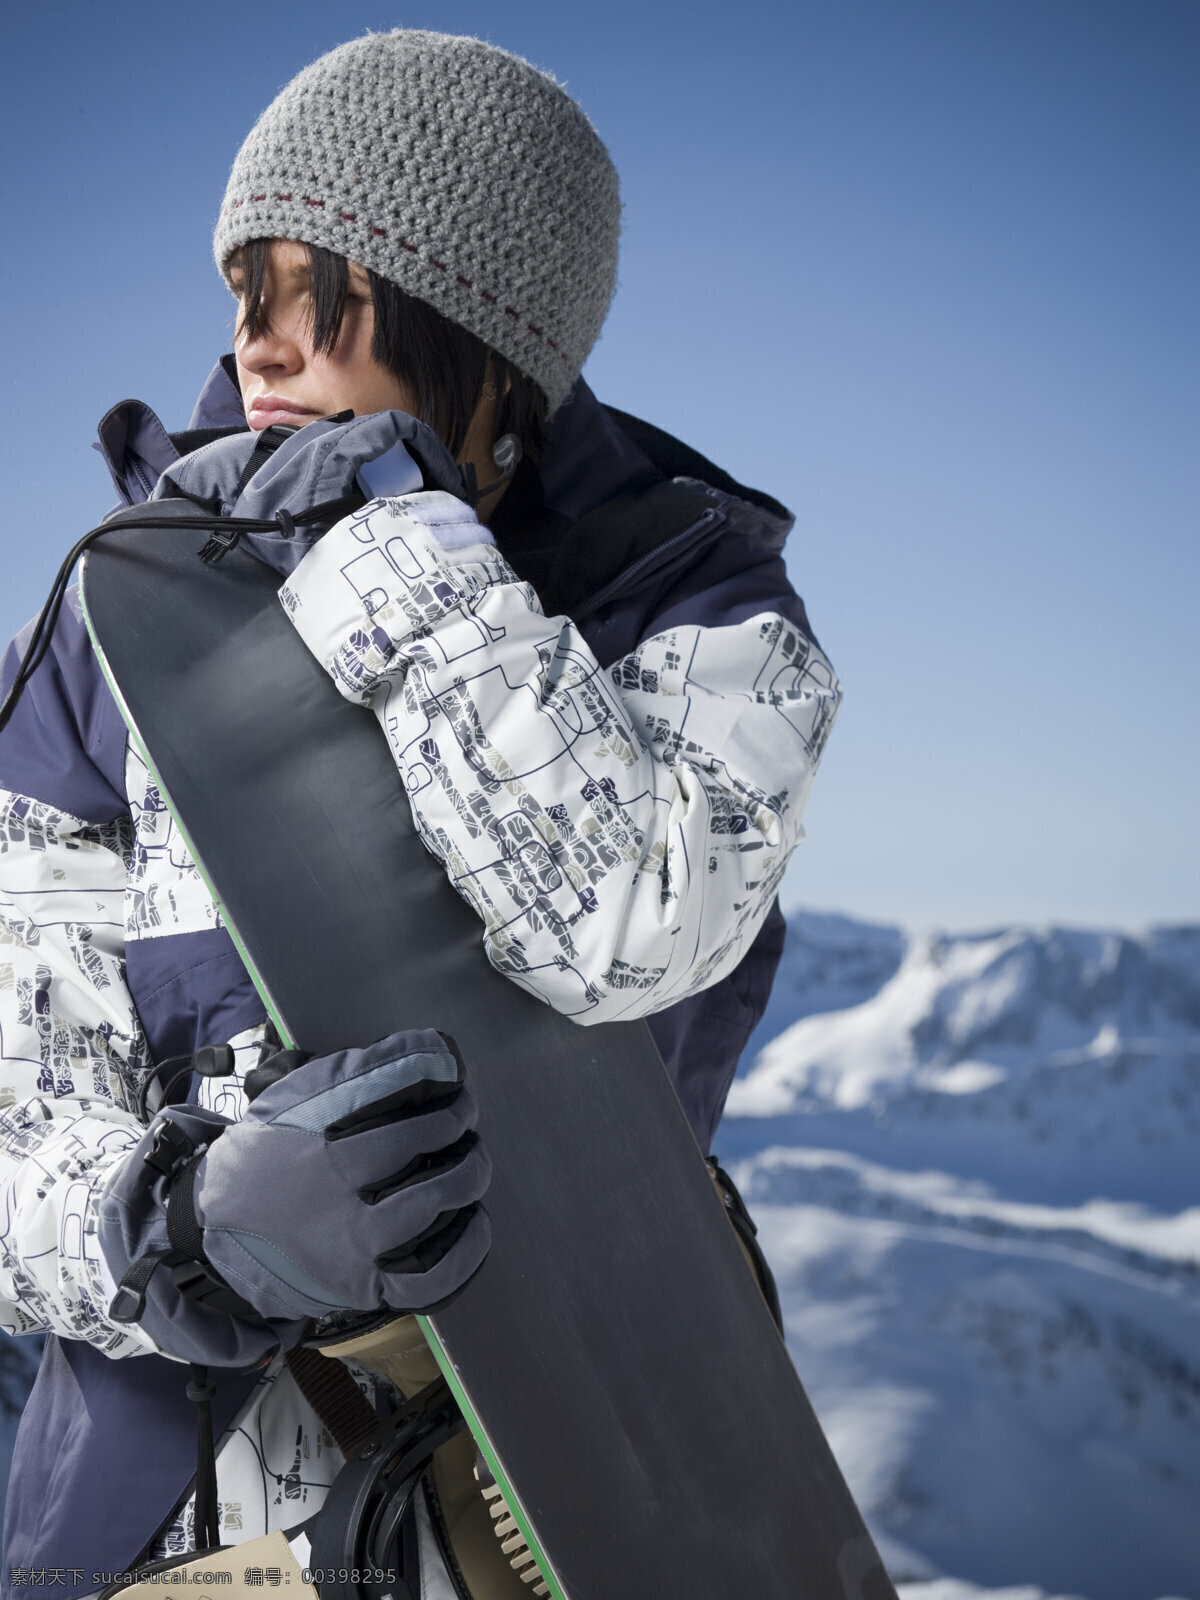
[714, 913, 1200, 1600]
[0, 914, 1195, 1598]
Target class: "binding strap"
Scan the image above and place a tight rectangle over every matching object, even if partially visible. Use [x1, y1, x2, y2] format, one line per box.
[285, 1346, 382, 1459]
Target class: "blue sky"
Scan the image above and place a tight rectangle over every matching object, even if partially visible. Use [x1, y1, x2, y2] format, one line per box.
[2, 0, 1196, 932]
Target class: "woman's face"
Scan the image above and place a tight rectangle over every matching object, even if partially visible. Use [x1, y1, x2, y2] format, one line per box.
[229, 238, 418, 431]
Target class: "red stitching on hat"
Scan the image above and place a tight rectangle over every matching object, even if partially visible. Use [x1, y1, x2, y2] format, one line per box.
[225, 193, 568, 369]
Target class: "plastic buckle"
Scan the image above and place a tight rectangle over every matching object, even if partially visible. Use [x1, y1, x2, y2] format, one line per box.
[171, 1258, 259, 1321]
[109, 1283, 148, 1324]
[144, 1119, 197, 1178]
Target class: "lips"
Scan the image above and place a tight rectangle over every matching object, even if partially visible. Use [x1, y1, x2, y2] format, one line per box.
[246, 395, 321, 429]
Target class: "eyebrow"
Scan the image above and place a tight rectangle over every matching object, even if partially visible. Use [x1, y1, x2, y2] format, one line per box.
[227, 253, 318, 284]
[276, 261, 318, 284]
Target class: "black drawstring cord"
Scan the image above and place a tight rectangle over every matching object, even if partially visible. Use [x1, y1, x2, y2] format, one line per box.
[461, 431, 523, 508]
[135, 1041, 238, 1124]
[135, 1051, 198, 1125]
[0, 493, 361, 737]
[187, 1363, 222, 1550]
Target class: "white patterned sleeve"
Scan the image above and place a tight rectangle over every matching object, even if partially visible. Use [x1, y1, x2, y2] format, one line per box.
[0, 788, 157, 1354]
[280, 494, 841, 1024]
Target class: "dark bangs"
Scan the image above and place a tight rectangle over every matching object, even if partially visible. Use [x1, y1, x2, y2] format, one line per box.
[232, 237, 547, 460]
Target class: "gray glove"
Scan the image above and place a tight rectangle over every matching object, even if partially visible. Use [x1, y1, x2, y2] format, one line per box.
[100, 1028, 490, 1366]
[198, 1029, 490, 1321]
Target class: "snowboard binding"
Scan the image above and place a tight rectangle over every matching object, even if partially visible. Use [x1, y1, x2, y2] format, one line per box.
[302, 1375, 466, 1599]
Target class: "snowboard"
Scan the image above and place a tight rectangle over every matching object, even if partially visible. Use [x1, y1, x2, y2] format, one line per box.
[80, 504, 897, 1600]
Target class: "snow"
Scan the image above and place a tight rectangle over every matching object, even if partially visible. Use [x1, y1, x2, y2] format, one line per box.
[714, 914, 1200, 1600]
[920, 1061, 1009, 1095]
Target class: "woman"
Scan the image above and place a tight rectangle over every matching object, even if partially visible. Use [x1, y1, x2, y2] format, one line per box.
[0, 29, 840, 1589]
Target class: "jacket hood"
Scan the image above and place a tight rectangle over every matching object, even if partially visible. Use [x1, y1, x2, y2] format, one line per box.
[151, 409, 468, 576]
[95, 360, 796, 596]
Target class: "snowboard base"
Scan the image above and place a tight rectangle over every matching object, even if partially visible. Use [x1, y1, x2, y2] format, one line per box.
[81, 509, 895, 1600]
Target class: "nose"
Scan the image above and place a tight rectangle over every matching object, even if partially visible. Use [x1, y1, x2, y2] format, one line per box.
[235, 311, 305, 379]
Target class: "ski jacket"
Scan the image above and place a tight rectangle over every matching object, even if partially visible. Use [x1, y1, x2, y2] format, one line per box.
[0, 365, 839, 1587]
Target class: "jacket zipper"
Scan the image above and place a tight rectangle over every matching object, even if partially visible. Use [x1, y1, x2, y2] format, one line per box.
[574, 506, 723, 621]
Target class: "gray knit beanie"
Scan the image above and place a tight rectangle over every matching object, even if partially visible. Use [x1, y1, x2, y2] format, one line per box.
[214, 31, 621, 413]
